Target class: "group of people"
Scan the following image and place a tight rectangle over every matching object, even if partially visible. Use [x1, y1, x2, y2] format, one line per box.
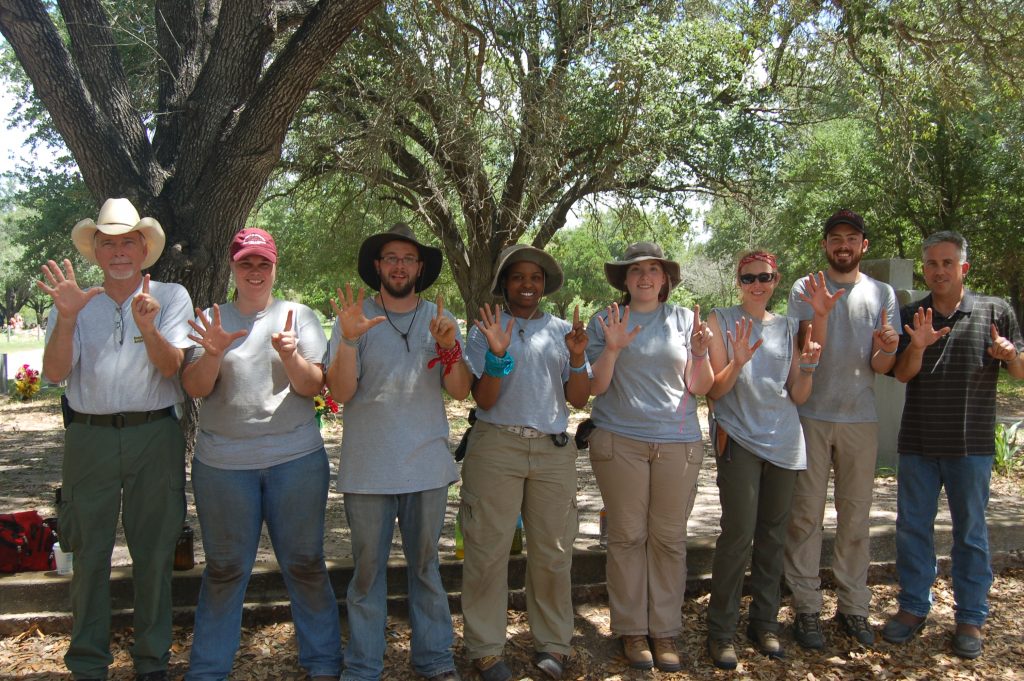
[38, 198, 1021, 681]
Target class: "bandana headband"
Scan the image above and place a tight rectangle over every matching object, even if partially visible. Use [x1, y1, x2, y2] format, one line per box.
[737, 252, 778, 273]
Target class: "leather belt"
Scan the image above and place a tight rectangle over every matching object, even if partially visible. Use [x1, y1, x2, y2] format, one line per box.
[500, 424, 547, 439]
[71, 407, 175, 429]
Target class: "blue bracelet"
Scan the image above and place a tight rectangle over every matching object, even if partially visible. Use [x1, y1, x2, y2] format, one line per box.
[484, 350, 515, 377]
[569, 362, 588, 373]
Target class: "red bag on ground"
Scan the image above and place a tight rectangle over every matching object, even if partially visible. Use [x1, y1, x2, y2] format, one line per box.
[0, 510, 57, 573]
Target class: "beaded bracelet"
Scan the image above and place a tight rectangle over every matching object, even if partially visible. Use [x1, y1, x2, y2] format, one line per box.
[427, 341, 463, 376]
[484, 349, 515, 377]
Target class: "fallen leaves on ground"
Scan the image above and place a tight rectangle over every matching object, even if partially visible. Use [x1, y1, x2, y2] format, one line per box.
[3, 567, 1024, 680]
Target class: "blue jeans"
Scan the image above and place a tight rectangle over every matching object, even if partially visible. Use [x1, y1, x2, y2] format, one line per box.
[895, 454, 993, 627]
[342, 487, 454, 681]
[186, 449, 342, 681]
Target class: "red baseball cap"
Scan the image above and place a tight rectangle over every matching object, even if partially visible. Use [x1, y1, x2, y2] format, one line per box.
[230, 228, 278, 263]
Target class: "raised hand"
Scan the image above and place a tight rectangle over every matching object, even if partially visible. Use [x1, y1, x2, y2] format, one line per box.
[798, 271, 846, 317]
[987, 323, 1019, 362]
[131, 274, 161, 332]
[474, 303, 514, 356]
[271, 309, 298, 359]
[596, 302, 640, 352]
[690, 304, 712, 356]
[904, 307, 950, 349]
[564, 304, 588, 356]
[872, 308, 899, 354]
[329, 284, 386, 342]
[36, 259, 103, 318]
[727, 316, 763, 367]
[429, 295, 458, 349]
[800, 321, 822, 365]
[188, 304, 248, 357]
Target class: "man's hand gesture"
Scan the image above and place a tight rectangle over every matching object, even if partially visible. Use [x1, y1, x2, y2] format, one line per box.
[131, 275, 161, 332]
[37, 259, 103, 318]
[904, 307, 950, 349]
[987, 323, 1019, 363]
[429, 296, 458, 349]
[330, 284, 385, 343]
[872, 308, 899, 354]
[799, 271, 845, 318]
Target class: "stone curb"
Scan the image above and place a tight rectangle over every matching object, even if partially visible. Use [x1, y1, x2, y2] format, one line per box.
[2, 519, 1022, 635]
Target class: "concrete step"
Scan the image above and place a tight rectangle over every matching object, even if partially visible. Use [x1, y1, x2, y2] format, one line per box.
[3, 518, 1022, 635]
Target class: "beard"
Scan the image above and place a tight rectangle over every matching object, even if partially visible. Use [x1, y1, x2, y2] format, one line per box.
[381, 276, 417, 299]
[826, 249, 863, 274]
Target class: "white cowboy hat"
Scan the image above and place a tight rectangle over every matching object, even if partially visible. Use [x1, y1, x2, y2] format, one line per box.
[71, 198, 166, 270]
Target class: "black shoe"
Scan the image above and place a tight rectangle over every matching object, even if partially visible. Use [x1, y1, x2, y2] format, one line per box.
[951, 632, 983, 659]
[792, 611, 825, 649]
[835, 612, 875, 646]
[881, 611, 926, 644]
[533, 652, 565, 680]
[473, 656, 512, 681]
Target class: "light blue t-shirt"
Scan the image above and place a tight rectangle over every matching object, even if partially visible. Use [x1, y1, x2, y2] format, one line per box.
[327, 297, 461, 494]
[787, 273, 900, 423]
[190, 299, 326, 470]
[585, 304, 702, 443]
[711, 306, 806, 470]
[465, 312, 581, 435]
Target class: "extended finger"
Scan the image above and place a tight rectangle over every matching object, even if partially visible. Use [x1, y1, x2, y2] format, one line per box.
[804, 323, 814, 351]
[991, 323, 1000, 341]
[693, 303, 701, 327]
[283, 309, 294, 332]
[751, 337, 764, 354]
[142, 274, 150, 295]
[435, 295, 445, 320]
[212, 303, 223, 327]
[573, 305, 580, 327]
[881, 308, 889, 328]
[61, 259, 76, 281]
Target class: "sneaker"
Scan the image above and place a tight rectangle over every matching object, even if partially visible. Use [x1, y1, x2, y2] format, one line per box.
[473, 656, 512, 681]
[651, 637, 682, 672]
[707, 638, 737, 670]
[792, 612, 825, 650]
[746, 625, 784, 659]
[621, 635, 654, 670]
[835, 612, 875, 646]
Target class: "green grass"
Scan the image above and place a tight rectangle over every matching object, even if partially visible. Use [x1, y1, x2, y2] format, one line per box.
[0, 333, 45, 353]
[998, 373, 1024, 402]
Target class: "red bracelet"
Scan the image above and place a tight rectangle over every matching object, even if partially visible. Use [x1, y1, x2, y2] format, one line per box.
[428, 340, 463, 376]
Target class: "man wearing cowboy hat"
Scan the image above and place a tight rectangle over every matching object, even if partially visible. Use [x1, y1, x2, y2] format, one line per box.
[38, 197, 194, 681]
[326, 222, 471, 681]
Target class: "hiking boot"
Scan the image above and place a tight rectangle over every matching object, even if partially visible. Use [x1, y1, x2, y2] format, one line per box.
[746, 626, 784, 658]
[793, 611, 825, 649]
[835, 612, 875, 646]
[951, 625, 983, 660]
[651, 637, 681, 672]
[473, 656, 512, 681]
[707, 638, 737, 670]
[621, 635, 653, 670]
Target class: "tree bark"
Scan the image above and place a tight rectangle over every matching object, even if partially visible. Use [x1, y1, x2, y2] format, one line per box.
[0, 0, 383, 308]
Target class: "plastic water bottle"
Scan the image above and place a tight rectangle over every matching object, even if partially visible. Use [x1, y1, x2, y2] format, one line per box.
[510, 515, 524, 555]
[454, 510, 464, 560]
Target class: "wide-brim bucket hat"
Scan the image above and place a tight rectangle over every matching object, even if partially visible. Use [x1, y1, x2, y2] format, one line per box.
[357, 222, 444, 292]
[70, 198, 165, 270]
[604, 241, 681, 292]
[489, 244, 563, 296]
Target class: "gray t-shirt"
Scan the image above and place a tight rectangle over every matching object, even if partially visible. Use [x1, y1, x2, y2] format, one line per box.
[46, 280, 193, 413]
[327, 297, 461, 494]
[585, 304, 702, 443]
[711, 306, 806, 470]
[787, 273, 900, 423]
[465, 312, 579, 435]
[190, 299, 326, 470]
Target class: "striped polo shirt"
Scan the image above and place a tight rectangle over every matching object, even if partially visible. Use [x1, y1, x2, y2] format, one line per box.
[896, 290, 1023, 457]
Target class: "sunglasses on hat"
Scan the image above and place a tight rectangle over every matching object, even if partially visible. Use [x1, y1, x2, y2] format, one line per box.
[739, 272, 777, 285]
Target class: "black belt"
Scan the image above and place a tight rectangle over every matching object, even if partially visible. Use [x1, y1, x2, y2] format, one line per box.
[71, 407, 174, 429]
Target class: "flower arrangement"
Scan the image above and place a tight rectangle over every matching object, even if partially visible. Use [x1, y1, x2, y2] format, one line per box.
[313, 387, 340, 428]
[14, 364, 41, 400]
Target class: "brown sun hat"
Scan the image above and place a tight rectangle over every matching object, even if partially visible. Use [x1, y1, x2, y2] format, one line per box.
[357, 222, 444, 292]
[489, 244, 563, 296]
[604, 242, 681, 292]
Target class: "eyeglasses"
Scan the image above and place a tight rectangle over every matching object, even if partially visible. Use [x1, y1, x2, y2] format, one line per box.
[114, 306, 125, 345]
[739, 272, 777, 285]
[379, 255, 419, 267]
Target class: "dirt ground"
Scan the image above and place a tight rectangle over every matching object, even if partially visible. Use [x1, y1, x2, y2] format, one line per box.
[3, 391, 1024, 679]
